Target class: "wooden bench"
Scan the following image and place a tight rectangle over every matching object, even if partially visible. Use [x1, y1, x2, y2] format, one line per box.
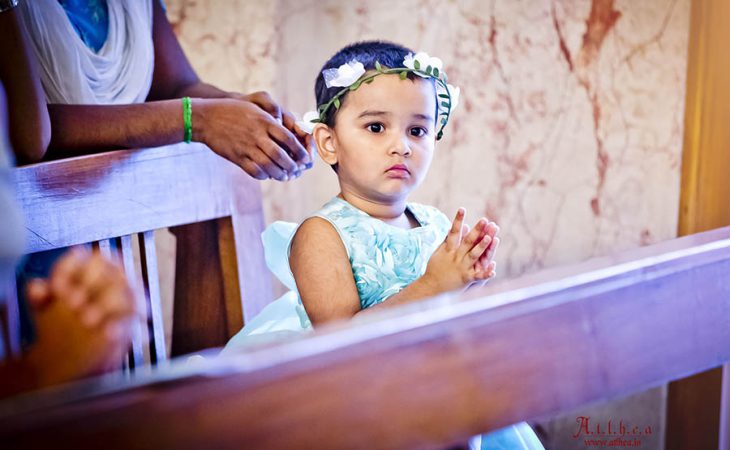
[1, 219, 729, 449]
[2, 143, 272, 365]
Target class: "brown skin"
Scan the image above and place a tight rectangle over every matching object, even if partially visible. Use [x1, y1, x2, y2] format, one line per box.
[0, 8, 51, 162]
[0, 249, 138, 398]
[0, 1, 311, 180]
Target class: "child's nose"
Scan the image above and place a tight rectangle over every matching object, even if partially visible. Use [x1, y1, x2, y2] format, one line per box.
[389, 135, 412, 156]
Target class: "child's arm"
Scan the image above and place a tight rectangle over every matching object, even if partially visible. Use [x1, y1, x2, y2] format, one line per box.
[290, 209, 499, 325]
[289, 217, 362, 326]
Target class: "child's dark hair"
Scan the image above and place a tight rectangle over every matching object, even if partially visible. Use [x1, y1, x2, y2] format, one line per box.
[315, 40, 424, 127]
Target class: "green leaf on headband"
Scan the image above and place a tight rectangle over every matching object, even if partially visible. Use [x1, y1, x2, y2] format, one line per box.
[349, 81, 361, 91]
[433, 67, 440, 78]
[438, 93, 450, 99]
[437, 130, 444, 140]
[414, 60, 421, 70]
[399, 71, 408, 80]
[334, 98, 341, 109]
[375, 61, 383, 72]
[441, 118, 448, 124]
[441, 101, 450, 108]
[426, 66, 432, 75]
[365, 77, 375, 83]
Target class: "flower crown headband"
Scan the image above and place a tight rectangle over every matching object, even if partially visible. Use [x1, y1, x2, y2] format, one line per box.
[299, 51, 460, 140]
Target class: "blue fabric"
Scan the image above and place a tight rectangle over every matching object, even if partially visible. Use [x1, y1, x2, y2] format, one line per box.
[15, 248, 67, 347]
[223, 197, 545, 449]
[58, 0, 109, 53]
[314, 197, 451, 308]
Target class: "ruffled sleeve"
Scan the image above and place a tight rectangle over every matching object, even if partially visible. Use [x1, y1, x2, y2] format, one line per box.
[261, 221, 299, 292]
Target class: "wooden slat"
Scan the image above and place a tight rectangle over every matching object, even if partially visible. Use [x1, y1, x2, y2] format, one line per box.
[2, 226, 730, 450]
[118, 235, 145, 370]
[95, 239, 113, 258]
[231, 212, 272, 323]
[670, 0, 730, 446]
[139, 231, 166, 365]
[14, 143, 262, 253]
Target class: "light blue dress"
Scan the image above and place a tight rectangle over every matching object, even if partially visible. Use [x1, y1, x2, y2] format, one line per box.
[223, 197, 544, 450]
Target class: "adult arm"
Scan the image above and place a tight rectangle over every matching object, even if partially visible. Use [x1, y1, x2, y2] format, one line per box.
[0, 8, 51, 163]
[38, 1, 311, 180]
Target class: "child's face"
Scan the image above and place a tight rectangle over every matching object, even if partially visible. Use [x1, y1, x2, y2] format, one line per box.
[316, 73, 437, 205]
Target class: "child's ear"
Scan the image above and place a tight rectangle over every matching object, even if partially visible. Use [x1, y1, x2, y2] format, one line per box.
[313, 123, 338, 166]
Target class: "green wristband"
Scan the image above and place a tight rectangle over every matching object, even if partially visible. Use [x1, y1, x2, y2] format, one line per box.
[182, 96, 193, 143]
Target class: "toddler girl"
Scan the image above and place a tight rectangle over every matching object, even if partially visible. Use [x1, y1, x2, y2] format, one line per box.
[225, 40, 544, 450]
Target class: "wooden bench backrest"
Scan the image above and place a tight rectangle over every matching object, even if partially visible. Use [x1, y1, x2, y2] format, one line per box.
[2, 225, 730, 449]
[6, 143, 272, 363]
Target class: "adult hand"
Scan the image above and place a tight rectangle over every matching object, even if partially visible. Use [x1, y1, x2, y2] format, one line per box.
[195, 92, 313, 181]
[25, 248, 139, 386]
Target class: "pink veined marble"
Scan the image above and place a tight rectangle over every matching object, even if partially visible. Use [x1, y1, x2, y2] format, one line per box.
[169, 0, 690, 282]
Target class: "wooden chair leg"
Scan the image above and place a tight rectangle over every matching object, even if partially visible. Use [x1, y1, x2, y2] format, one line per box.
[720, 365, 730, 450]
[665, 368, 723, 450]
[170, 218, 244, 357]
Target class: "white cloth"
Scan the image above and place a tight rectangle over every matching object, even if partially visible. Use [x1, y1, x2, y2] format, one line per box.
[17, 0, 155, 105]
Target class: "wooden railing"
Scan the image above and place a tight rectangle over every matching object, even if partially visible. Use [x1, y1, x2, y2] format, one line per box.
[2, 219, 729, 449]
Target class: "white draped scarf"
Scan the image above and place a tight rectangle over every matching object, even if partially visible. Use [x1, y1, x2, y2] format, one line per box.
[17, 0, 155, 105]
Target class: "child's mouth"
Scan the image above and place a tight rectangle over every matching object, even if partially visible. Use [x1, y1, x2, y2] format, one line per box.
[386, 164, 410, 176]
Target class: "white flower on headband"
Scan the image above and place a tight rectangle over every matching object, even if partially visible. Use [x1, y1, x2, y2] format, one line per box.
[323, 60, 366, 88]
[297, 110, 320, 134]
[403, 52, 443, 78]
[448, 84, 460, 111]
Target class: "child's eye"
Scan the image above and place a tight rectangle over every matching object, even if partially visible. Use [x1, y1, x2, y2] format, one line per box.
[410, 127, 427, 137]
[367, 123, 384, 133]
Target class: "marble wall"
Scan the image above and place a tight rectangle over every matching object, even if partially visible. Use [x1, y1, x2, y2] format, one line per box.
[167, 0, 689, 278]
[166, 0, 690, 448]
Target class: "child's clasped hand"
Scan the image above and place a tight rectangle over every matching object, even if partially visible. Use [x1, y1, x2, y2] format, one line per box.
[422, 207, 500, 293]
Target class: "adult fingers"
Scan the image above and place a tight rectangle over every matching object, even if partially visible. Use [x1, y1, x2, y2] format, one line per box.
[445, 208, 465, 251]
[267, 120, 311, 167]
[49, 247, 91, 308]
[248, 146, 288, 181]
[282, 109, 311, 149]
[239, 157, 269, 180]
[260, 129, 304, 174]
[81, 278, 138, 328]
[75, 253, 116, 301]
[245, 91, 282, 121]
[26, 279, 51, 309]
